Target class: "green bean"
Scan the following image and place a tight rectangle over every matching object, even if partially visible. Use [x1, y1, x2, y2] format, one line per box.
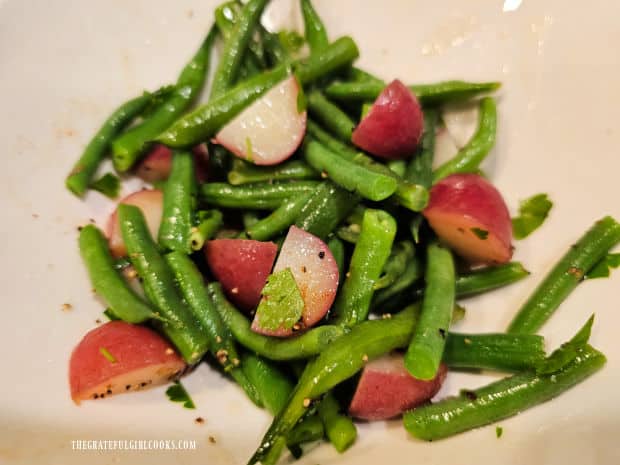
[287, 415, 324, 448]
[432, 97, 497, 182]
[404, 345, 606, 441]
[507, 216, 620, 334]
[78, 225, 158, 323]
[324, 80, 501, 105]
[371, 256, 423, 311]
[306, 119, 358, 157]
[247, 304, 419, 465]
[317, 392, 357, 453]
[404, 242, 455, 380]
[227, 159, 318, 185]
[241, 211, 261, 230]
[405, 108, 438, 189]
[301, 0, 329, 53]
[455, 262, 530, 297]
[307, 91, 355, 142]
[111, 26, 217, 172]
[190, 210, 223, 251]
[327, 237, 346, 279]
[246, 192, 312, 241]
[158, 151, 196, 253]
[164, 251, 261, 406]
[210, 0, 269, 99]
[345, 66, 383, 84]
[294, 181, 360, 240]
[260, 24, 289, 66]
[303, 140, 398, 202]
[207, 282, 345, 360]
[66, 92, 152, 196]
[387, 159, 407, 178]
[332, 209, 397, 327]
[241, 353, 295, 415]
[374, 241, 415, 291]
[158, 37, 358, 147]
[200, 181, 319, 210]
[443, 333, 546, 372]
[117, 205, 208, 363]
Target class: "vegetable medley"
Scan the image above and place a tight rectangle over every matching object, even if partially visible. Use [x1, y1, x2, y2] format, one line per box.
[65, 1, 620, 464]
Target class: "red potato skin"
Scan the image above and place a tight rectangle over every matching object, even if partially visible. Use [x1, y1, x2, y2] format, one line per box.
[423, 173, 513, 265]
[205, 239, 278, 311]
[134, 143, 209, 183]
[349, 353, 447, 421]
[352, 79, 424, 160]
[106, 189, 163, 258]
[251, 226, 339, 337]
[69, 321, 186, 404]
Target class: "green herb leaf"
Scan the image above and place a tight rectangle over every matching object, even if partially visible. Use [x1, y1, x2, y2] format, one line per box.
[536, 315, 594, 375]
[91, 173, 121, 199]
[165, 381, 196, 409]
[470, 227, 489, 240]
[496, 426, 503, 438]
[99, 346, 117, 363]
[585, 253, 620, 279]
[255, 268, 304, 331]
[512, 193, 553, 240]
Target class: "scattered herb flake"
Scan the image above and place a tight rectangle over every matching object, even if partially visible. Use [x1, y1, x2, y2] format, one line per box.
[99, 346, 117, 363]
[496, 426, 503, 438]
[512, 193, 553, 240]
[255, 268, 304, 331]
[91, 173, 121, 199]
[585, 253, 620, 279]
[166, 381, 196, 409]
[536, 315, 594, 375]
[470, 227, 489, 240]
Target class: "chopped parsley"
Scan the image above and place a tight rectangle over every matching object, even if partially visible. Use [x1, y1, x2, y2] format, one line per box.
[496, 426, 503, 438]
[512, 193, 553, 240]
[99, 346, 117, 363]
[536, 315, 594, 375]
[91, 173, 121, 199]
[255, 268, 304, 331]
[585, 253, 620, 279]
[470, 227, 489, 240]
[165, 381, 196, 409]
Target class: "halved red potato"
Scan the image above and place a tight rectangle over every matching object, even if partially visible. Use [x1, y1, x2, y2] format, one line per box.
[134, 143, 209, 183]
[251, 226, 339, 336]
[214, 75, 307, 166]
[205, 239, 278, 311]
[351, 79, 424, 159]
[349, 353, 447, 420]
[69, 321, 186, 404]
[106, 189, 163, 258]
[423, 173, 513, 265]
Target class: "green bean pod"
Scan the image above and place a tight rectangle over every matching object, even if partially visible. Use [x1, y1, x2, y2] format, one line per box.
[374, 241, 415, 291]
[78, 225, 158, 323]
[294, 36, 359, 86]
[404, 345, 606, 440]
[246, 193, 311, 241]
[241, 353, 295, 415]
[371, 256, 424, 311]
[507, 216, 620, 334]
[307, 90, 355, 142]
[317, 392, 357, 453]
[287, 415, 324, 450]
[118, 205, 208, 363]
[432, 97, 497, 182]
[112, 26, 217, 172]
[332, 209, 397, 327]
[66, 92, 152, 196]
[455, 262, 530, 297]
[327, 237, 346, 279]
[190, 210, 223, 251]
[207, 282, 345, 360]
[301, 0, 329, 52]
[404, 242, 455, 380]
[200, 181, 319, 210]
[227, 159, 318, 185]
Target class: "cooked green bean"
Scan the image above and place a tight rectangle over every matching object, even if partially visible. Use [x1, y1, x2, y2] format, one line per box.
[443, 333, 546, 372]
[332, 209, 397, 327]
[247, 304, 419, 465]
[508, 216, 620, 334]
[317, 392, 357, 453]
[307, 90, 355, 142]
[241, 353, 294, 415]
[112, 26, 217, 172]
[404, 345, 606, 441]
[294, 36, 359, 86]
[66, 92, 152, 196]
[345, 66, 383, 84]
[432, 97, 497, 182]
[78, 225, 158, 323]
[190, 210, 223, 251]
[164, 251, 261, 406]
[404, 242, 455, 380]
[327, 237, 346, 279]
[371, 256, 423, 311]
[227, 159, 318, 185]
[207, 282, 345, 360]
[387, 159, 407, 178]
[406, 108, 438, 188]
[246, 192, 312, 241]
[374, 241, 415, 291]
[118, 205, 208, 363]
[158, 151, 196, 253]
[301, 0, 329, 52]
[306, 119, 358, 157]
[294, 181, 360, 240]
[287, 415, 324, 448]
[324, 80, 501, 105]
[200, 181, 319, 210]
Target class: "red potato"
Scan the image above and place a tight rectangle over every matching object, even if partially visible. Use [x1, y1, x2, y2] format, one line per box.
[106, 189, 163, 258]
[214, 75, 307, 166]
[251, 226, 339, 337]
[423, 173, 513, 264]
[351, 79, 424, 159]
[69, 321, 186, 404]
[349, 353, 447, 420]
[205, 239, 278, 311]
[134, 143, 208, 183]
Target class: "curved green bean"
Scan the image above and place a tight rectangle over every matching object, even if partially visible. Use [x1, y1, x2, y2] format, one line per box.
[227, 159, 318, 185]
[301, 0, 329, 52]
[374, 241, 415, 291]
[241, 353, 295, 415]
[307, 90, 355, 142]
[190, 210, 223, 251]
[201, 181, 319, 210]
[246, 192, 312, 241]
[372, 256, 423, 311]
[317, 392, 357, 453]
